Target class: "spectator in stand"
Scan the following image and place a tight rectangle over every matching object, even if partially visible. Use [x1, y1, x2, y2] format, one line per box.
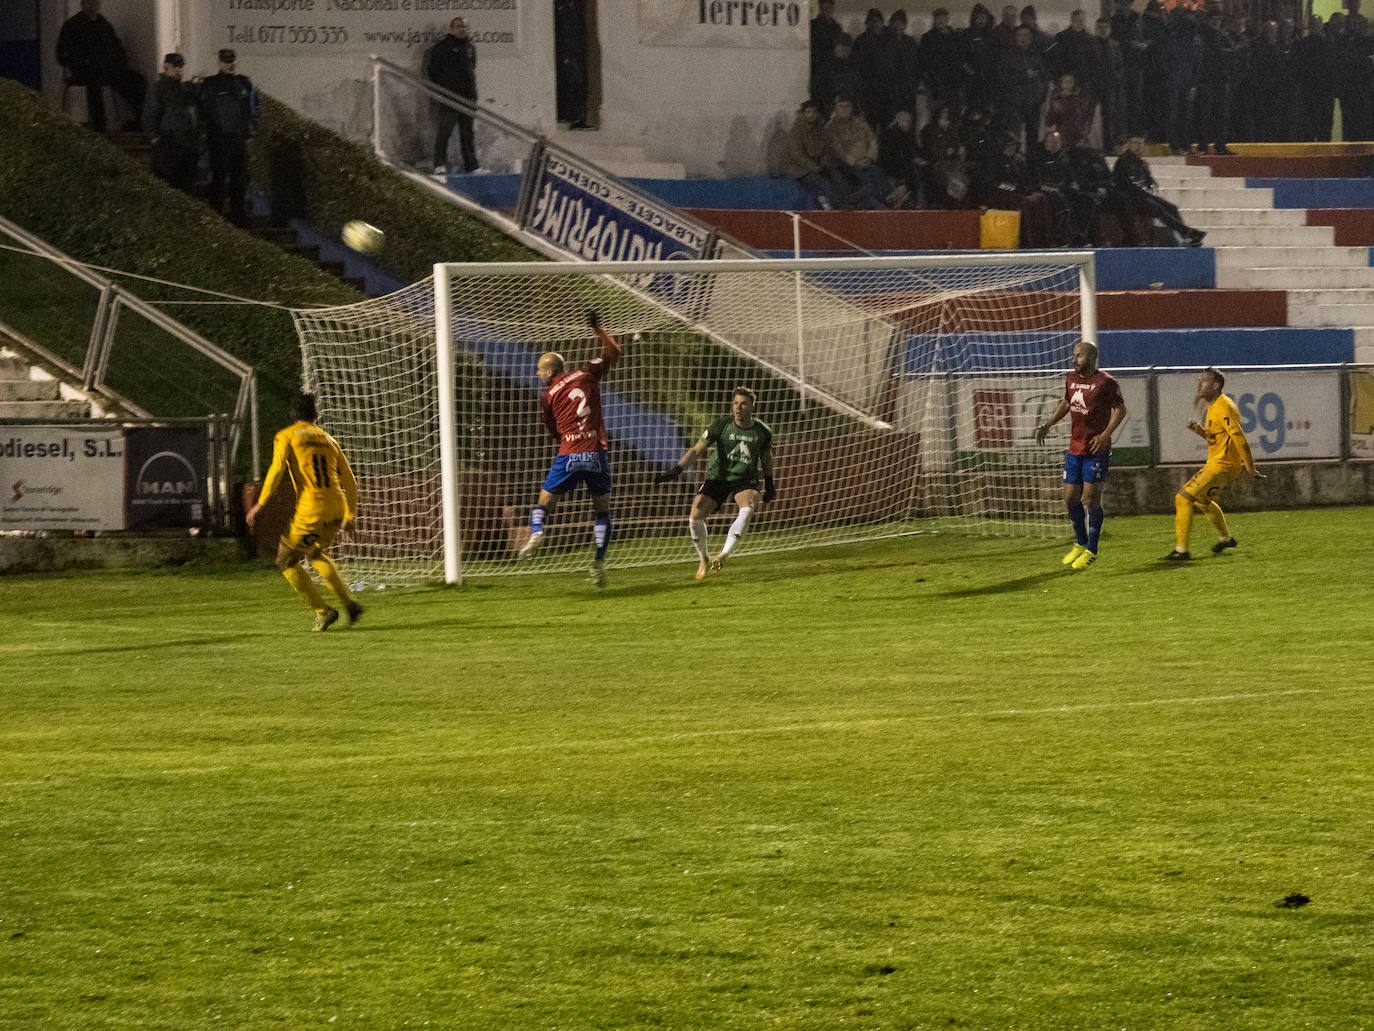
[852, 8, 890, 129]
[964, 4, 1001, 112]
[812, 33, 858, 117]
[998, 23, 1049, 150]
[969, 128, 1029, 208]
[200, 48, 257, 227]
[1141, 0, 1170, 144]
[1111, 132, 1206, 246]
[1020, 5, 1054, 59]
[958, 103, 996, 170]
[1045, 72, 1094, 150]
[1226, 14, 1254, 143]
[1194, 9, 1238, 155]
[1161, 7, 1202, 155]
[822, 95, 888, 209]
[1293, 16, 1334, 142]
[1030, 129, 1076, 244]
[920, 8, 966, 119]
[1341, 15, 1374, 142]
[884, 11, 922, 129]
[1348, 0, 1370, 37]
[1111, 0, 1148, 140]
[143, 53, 201, 195]
[879, 110, 923, 207]
[995, 4, 1021, 50]
[1092, 17, 1125, 151]
[1051, 9, 1097, 86]
[923, 104, 970, 208]
[783, 99, 841, 210]
[1247, 20, 1293, 143]
[56, 0, 147, 134]
[427, 16, 479, 174]
[810, 0, 842, 95]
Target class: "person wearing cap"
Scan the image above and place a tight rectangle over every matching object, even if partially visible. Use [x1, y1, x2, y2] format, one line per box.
[920, 7, 965, 118]
[143, 53, 201, 194]
[56, 0, 147, 134]
[199, 48, 257, 227]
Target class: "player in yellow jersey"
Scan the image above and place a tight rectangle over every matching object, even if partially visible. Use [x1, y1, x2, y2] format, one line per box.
[245, 394, 364, 630]
[1163, 367, 1265, 561]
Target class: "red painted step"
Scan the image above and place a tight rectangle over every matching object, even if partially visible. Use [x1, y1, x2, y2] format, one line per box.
[1187, 154, 1374, 178]
[1097, 289, 1287, 329]
[1305, 209, 1374, 247]
[688, 208, 982, 251]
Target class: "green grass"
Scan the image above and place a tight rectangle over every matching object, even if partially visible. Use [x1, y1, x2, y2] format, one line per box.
[3, 507, 1373, 1030]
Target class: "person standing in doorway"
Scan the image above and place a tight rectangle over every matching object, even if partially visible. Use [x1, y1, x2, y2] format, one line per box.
[427, 17, 479, 174]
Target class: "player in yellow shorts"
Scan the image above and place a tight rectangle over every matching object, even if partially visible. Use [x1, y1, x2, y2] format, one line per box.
[1163, 367, 1265, 561]
[246, 394, 364, 630]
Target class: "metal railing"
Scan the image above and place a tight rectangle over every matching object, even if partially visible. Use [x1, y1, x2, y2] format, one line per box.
[0, 215, 259, 480]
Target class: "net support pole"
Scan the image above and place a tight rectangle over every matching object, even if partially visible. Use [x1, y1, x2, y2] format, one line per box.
[434, 265, 463, 585]
[791, 211, 808, 410]
[1077, 254, 1097, 346]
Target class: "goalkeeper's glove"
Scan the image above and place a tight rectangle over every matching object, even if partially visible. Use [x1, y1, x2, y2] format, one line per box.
[762, 476, 777, 504]
[654, 463, 685, 484]
[586, 310, 601, 331]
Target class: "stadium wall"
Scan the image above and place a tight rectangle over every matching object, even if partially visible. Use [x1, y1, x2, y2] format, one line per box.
[38, 1, 1088, 178]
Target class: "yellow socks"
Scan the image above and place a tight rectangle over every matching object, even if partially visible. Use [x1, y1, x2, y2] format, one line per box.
[1173, 494, 1193, 552]
[283, 564, 326, 613]
[1205, 500, 1229, 540]
[311, 553, 356, 607]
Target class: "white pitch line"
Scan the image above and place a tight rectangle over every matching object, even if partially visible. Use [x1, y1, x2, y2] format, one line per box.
[8, 683, 1363, 783]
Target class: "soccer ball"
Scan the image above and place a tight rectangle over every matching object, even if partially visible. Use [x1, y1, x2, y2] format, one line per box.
[341, 220, 384, 254]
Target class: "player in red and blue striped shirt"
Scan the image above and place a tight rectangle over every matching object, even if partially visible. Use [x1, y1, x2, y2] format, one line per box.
[517, 311, 621, 587]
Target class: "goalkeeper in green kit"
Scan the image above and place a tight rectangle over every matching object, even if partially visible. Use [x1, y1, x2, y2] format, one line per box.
[655, 386, 775, 580]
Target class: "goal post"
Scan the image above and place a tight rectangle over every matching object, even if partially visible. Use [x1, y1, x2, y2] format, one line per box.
[292, 252, 1095, 587]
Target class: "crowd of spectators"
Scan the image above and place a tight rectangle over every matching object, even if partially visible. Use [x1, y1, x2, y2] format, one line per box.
[788, 0, 1345, 243]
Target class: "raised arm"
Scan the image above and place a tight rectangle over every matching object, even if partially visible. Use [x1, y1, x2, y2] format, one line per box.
[655, 439, 707, 483]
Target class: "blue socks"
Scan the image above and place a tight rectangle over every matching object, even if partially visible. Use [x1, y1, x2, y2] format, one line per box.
[594, 513, 611, 561]
[1067, 500, 1087, 548]
[529, 504, 546, 535]
[1086, 506, 1103, 553]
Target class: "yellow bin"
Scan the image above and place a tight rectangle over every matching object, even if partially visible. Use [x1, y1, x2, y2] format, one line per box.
[979, 209, 1021, 249]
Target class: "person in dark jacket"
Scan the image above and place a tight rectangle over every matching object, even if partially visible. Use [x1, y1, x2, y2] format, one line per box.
[1110, 133, 1205, 245]
[813, 33, 860, 116]
[920, 8, 966, 118]
[200, 49, 257, 227]
[1161, 8, 1202, 154]
[143, 53, 200, 194]
[56, 0, 146, 134]
[427, 16, 479, 174]
[1293, 16, 1335, 142]
[964, 4, 1001, 111]
[1194, 9, 1237, 154]
[852, 8, 891, 129]
[998, 24, 1049, 149]
[810, 0, 843, 94]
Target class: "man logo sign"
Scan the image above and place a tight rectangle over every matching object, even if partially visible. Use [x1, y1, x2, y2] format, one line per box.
[135, 451, 199, 500]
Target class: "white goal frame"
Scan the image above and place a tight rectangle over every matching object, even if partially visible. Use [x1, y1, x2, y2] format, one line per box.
[433, 253, 1096, 585]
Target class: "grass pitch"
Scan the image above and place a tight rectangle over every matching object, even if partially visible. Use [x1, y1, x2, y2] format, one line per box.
[2, 507, 1372, 1030]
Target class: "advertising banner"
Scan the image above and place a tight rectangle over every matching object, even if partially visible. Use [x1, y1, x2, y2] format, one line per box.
[124, 427, 209, 529]
[524, 154, 711, 307]
[0, 426, 126, 531]
[1157, 370, 1341, 464]
[637, 0, 808, 48]
[1350, 369, 1374, 458]
[952, 374, 1150, 467]
[210, 0, 521, 59]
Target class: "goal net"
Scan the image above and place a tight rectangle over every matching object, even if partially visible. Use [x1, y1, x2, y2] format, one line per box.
[291, 254, 1094, 585]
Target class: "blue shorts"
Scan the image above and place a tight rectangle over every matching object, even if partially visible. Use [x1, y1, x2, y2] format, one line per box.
[1063, 451, 1111, 484]
[542, 450, 612, 496]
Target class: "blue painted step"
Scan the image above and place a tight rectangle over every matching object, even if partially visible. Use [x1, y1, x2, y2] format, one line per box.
[1247, 177, 1374, 209]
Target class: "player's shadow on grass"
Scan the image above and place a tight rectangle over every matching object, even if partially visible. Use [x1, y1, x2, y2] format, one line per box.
[940, 569, 1062, 598]
[41, 633, 267, 657]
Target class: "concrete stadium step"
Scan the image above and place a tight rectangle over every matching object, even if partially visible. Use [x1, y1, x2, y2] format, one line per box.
[0, 399, 91, 419]
[1217, 265, 1374, 289]
[1197, 225, 1335, 247]
[1287, 302, 1374, 327]
[0, 378, 61, 402]
[1211, 245, 1373, 269]
[1287, 287, 1374, 306]
[1357, 327, 1374, 362]
[1185, 207, 1308, 227]
[0, 354, 30, 379]
[1160, 184, 1273, 206]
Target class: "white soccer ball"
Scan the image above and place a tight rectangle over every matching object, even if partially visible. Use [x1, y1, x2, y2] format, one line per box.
[341, 220, 384, 254]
